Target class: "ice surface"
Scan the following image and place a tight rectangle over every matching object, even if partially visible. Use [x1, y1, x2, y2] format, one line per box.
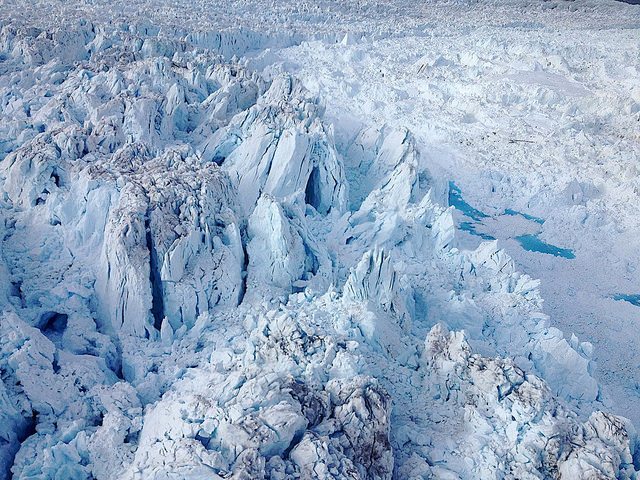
[270, 0, 640, 427]
[0, 1, 639, 479]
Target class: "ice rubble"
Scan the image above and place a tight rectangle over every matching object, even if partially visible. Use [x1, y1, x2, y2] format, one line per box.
[0, 18, 636, 480]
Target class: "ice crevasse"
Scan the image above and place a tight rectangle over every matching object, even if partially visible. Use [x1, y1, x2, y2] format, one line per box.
[0, 20, 636, 480]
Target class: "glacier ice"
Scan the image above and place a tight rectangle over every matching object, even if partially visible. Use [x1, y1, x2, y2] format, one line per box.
[0, 6, 638, 480]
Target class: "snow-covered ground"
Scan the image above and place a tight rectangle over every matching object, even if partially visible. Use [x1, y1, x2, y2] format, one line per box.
[0, 0, 639, 478]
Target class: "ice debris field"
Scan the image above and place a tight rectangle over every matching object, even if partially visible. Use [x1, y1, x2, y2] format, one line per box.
[0, 0, 639, 478]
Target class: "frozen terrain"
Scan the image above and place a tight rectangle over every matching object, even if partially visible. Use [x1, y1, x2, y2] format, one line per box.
[0, 0, 639, 478]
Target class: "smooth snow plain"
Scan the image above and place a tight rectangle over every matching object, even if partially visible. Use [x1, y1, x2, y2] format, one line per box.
[0, 0, 639, 478]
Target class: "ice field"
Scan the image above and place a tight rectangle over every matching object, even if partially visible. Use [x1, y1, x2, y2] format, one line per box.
[0, 0, 639, 478]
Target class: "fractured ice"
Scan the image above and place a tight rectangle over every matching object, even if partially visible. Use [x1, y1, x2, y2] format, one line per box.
[0, 16, 637, 480]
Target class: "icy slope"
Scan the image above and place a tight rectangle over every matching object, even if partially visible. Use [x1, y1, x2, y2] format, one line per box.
[0, 3, 639, 479]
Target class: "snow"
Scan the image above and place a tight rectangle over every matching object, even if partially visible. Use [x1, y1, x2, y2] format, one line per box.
[0, 0, 639, 478]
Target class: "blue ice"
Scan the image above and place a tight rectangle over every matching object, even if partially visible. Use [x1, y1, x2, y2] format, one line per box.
[515, 234, 575, 259]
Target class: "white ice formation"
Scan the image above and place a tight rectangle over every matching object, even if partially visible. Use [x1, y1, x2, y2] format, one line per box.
[0, 9, 638, 480]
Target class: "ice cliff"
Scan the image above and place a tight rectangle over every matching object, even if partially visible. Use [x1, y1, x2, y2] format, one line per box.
[0, 18, 637, 480]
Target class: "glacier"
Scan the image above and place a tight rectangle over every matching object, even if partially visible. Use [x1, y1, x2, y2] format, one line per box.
[0, 1, 639, 479]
